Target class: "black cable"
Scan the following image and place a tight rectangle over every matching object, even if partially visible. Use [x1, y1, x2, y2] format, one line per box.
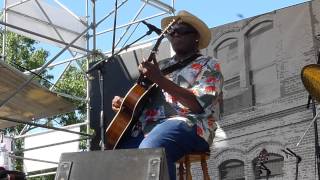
[6, 59, 84, 99]
[111, 0, 118, 56]
[6, 60, 55, 87]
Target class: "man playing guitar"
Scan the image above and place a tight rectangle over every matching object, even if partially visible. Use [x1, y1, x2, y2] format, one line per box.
[111, 10, 223, 180]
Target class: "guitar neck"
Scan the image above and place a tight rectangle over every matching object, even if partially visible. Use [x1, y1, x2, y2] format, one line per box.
[137, 18, 180, 86]
[137, 35, 165, 86]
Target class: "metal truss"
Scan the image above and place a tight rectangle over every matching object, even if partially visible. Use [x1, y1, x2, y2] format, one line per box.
[0, 0, 175, 176]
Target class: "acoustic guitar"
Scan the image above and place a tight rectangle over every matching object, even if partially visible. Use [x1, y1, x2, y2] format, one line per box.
[105, 18, 180, 150]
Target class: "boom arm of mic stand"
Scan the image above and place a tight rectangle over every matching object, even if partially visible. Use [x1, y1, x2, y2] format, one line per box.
[86, 30, 154, 74]
[296, 110, 320, 147]
[121, 30, 153, 51]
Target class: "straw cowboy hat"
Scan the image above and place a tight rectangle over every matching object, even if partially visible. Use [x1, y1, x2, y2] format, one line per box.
[161, 10, 212, 49]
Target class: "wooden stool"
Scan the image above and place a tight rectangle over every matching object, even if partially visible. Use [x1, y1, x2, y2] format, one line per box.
[176, 151, 210, 180]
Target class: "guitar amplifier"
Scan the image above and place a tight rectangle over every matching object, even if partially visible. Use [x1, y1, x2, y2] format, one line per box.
[55, 148, 169, 180]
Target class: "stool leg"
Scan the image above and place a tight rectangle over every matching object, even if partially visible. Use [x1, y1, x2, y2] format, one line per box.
[185, 156, 192, 180]
[200, 155, 210, 180]
[179, 161, 184, 180]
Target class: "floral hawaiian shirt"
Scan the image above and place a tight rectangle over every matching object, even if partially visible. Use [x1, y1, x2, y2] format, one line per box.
[137, 55, 223, 145]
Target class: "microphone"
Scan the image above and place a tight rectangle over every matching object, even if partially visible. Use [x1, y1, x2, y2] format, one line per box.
[282, 148, 302, 163]
[281, 149, 290, 158]
[286, 148, 302, 163]
[286, 148, 297, 157]
[142, 21, 162, 35]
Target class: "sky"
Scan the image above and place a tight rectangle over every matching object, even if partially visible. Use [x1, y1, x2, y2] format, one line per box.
[83, 0, 310, 52]
[2, 0, 309, 82]
[0, 0, 310, 136]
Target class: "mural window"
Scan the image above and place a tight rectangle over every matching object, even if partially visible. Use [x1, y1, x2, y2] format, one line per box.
[246, 21, 281, 105]
[215, 38, 248, 115]
[215, 38, 240, 81]
[219, 159, 245, 180]
[215, 37, 254, 115]
[252, 153, 284, 179]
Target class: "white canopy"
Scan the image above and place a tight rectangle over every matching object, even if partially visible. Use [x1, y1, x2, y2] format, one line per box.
[0, 61, 75, 129]
[5, 0, 87, 54]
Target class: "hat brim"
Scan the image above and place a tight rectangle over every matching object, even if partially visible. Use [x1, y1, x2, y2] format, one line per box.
[161, 15, 211, 49]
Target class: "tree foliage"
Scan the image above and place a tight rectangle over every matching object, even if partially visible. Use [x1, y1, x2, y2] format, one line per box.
[0, 32, 52, 132]
[1, 32, 52, 86]
[0, 31, 51, 171]
[0, 31, 87, 175]
[54, 64, 87, 126]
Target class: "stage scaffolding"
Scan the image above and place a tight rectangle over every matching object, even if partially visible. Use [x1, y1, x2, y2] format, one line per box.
[0, 0, 175, 177]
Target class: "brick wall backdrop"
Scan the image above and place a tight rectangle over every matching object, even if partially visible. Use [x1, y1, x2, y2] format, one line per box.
[189, 1, 320, 179]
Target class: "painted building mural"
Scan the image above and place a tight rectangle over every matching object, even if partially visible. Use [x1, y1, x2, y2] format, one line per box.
[197, 1, 320, 179]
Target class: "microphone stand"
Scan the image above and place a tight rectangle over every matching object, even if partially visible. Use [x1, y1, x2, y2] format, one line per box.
[312, 99, 320, 180]
[282, 148, 301, 180]
[297, 51, 320, 179]
[313, 53, 320, 179]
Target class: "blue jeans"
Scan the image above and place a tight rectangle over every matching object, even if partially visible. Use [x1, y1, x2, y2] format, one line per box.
[117, 119, 209, 180]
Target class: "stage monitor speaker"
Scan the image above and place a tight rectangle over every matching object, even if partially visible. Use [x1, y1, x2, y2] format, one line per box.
[55, 148, 169, 180]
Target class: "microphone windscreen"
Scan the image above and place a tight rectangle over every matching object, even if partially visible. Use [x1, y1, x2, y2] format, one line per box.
[301, 64, 320, 103]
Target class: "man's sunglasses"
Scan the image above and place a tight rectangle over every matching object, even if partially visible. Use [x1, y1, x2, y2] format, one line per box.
[167, 27, 198, 36]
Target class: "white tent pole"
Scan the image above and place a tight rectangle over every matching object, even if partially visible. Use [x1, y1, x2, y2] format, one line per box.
[1, 0, 7, 61]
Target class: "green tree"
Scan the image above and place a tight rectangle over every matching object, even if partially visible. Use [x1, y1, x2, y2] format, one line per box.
[53, 62, 87, 150]
[0, 31, 51, 171]
[2, 32, 52, 86]
[54, 64, 87, 126]
[0, 31, 87, 177]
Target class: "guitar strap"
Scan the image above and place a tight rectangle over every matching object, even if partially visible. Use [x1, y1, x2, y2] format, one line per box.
[161, 53, 201, 75]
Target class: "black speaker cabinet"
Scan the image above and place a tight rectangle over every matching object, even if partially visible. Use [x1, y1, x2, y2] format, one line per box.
[55, 148, 169, 180]
[88, 55, 136, 150]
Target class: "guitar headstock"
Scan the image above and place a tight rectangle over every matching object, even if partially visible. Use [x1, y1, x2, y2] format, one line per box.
[159, 17, 181, 37]
[147, 17, 181, 64]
